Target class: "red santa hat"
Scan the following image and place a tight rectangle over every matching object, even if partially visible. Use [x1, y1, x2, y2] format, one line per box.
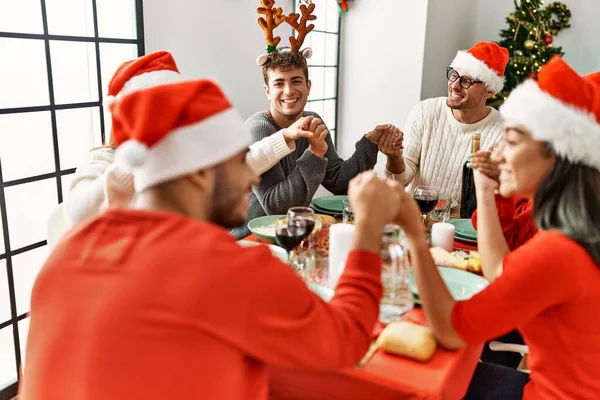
[106, 50, 182, 104]
[110, 79, 251, 191]
[450, 41, 509, 94]
[500, 56, 600, 171]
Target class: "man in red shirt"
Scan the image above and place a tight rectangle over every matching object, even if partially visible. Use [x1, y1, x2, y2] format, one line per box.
[20, 76, 402, 399]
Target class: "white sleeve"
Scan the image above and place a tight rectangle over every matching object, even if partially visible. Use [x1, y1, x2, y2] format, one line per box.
[395, 102, 424, 186]
[62, 148, 114, 226]
[246, 130, 294, 175]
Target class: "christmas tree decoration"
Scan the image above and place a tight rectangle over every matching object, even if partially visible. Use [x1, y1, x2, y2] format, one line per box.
[525, 40, 535, 50]
[338, 0, 349, 14]
[488, 0, 571, 109]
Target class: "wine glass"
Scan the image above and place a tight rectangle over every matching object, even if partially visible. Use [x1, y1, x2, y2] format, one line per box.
[413, 186, 439, 224]
[287, 207, 316, 243]
[275, 216, 306, 272]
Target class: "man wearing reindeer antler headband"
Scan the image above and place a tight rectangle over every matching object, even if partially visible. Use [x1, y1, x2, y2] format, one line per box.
[232, 0, 403, 237]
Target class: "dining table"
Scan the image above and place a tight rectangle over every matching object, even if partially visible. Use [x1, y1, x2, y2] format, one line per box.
[242, 233, 484, 399]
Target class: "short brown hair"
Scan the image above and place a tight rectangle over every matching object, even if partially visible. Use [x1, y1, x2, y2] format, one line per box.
[262, 51, 309, 85]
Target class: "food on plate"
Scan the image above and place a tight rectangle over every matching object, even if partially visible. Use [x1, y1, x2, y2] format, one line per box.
[252, 223, 276, 237]
[376, 321, 437, 362]
[430, 247, 482, 275]
[314, 214, 336, 226]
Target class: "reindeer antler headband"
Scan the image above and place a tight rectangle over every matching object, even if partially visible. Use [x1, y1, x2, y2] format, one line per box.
[256, 0, 316, 66]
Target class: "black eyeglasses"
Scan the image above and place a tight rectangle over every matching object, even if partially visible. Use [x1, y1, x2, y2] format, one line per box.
[446, 67, 484, 89]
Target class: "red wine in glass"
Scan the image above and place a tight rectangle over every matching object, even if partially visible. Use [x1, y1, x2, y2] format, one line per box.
[275, 218, 306, 252]
[301, 219, 315, 240]
[415, 196, 438, 214]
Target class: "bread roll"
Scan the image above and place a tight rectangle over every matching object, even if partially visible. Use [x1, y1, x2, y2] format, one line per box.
[376, 321, 437, 362]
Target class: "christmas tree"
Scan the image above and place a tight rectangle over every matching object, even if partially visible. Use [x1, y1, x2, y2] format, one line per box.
[488, 0, 571, 109]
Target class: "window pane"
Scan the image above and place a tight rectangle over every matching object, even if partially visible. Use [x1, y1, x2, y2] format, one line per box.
[51, 41, 98, 105]
[0, 111, 55, 181]
[18, 317, 30, 371]
[325, 34, 339, 66]
[329, 129, 336, 146]
[13, 245, 49, 315]
[0, 0, 43, 34]
[46, 0, 94, 37]
[0, 326, 17, 389]
[0, 261, 9, 323]
[324, 68, 338, 99]
[99, 43, 138, 96]
[5, 180, 57, 250]
[323, 99, 337, 131]
[97, 0, 137, 39]
[0, 38, 49, 109]
[307, 32, 325, 66]
[309, 67, 324, 100]
[306, 1, 325, 32]
[324, 0, 340, 33]
[61, 173, 76, 202]
[57, 107, 102, 170]
[307, 100, 324, 120]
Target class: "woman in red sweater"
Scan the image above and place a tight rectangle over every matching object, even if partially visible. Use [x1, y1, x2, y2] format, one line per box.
[394, 56, 600, 399]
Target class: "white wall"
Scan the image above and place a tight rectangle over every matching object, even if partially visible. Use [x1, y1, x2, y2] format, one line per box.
[473, 0, 600, 74]
[336, 0, 429, 170]
[143, 0, 294, 119]
[420, 0, 478, 99]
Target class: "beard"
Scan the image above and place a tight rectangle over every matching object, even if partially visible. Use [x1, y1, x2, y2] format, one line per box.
[446, 91, 486, 110]
[209, 166, 249, 229]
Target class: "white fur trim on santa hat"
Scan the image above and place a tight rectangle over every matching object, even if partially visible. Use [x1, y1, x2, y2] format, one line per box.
[132, 108, 251, 191]
[115, 139, 149, 168]
[500, 80, 600, 171]
[451, 51, 505, 94]
[122, 70, 182, 96]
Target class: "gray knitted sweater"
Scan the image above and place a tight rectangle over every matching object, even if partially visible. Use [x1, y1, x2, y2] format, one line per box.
[231, 111, 379, 238]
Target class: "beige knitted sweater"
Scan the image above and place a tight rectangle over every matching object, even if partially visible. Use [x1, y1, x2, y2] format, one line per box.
[397, 97, 504, 202]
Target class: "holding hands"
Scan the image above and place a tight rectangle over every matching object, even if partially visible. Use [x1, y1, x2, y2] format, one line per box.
[300, 116, 329, 158]
[469, 145, 501, 193]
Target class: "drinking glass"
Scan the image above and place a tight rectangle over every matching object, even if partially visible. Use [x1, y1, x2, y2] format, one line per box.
[413, 186, 439, 224]
[275, 216, 306, 273]
[287, 207, 316, 276]
[342, 199, 353, 223]
[429, 194, 452, 223]
[379, 224, 414, 323]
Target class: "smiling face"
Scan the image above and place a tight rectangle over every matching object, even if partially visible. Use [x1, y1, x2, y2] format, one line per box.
[446, 67, 492, 110]
[493, 120, 556, 199]
[264, 67, 311, 121]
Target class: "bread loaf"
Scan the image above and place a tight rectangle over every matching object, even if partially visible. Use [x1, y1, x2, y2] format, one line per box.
[376, 321, 437, 362]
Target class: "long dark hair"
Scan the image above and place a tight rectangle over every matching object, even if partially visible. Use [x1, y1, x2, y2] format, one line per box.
[534, 157, 600, 265]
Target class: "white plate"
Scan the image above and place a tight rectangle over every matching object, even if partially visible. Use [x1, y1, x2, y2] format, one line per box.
[237, 240, 288, 263]
[409, 267, 488, 301]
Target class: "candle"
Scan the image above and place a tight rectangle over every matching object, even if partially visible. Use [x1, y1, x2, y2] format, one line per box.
[431, 222, 455, 252]
[328, 223, 355, 289]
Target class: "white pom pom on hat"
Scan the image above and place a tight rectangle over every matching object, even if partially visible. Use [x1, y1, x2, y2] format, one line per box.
[115, 139, 148, 169]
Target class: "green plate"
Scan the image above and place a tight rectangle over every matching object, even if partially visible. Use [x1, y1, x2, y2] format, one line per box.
[237, 240, 288, 263]
[409, 267, 488, 301]
[311, 195, 349, 213]
[307, 282, 334, 302]
[247, 215, 322, 244]
[447, 218, 478, 240]
[310, 203, 341, 216]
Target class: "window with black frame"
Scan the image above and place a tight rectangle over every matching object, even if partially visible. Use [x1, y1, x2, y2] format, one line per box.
[294, 0, 341, 145]
[0, 1, 144, 397]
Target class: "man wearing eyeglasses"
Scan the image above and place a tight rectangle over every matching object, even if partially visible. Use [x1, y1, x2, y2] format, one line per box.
[392, 42, 509, 204]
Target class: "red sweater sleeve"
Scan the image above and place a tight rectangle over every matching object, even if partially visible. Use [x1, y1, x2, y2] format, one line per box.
[471, 195, 537, 250]
[451, 231, 582, 344]
[237, 248, 382, 369]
